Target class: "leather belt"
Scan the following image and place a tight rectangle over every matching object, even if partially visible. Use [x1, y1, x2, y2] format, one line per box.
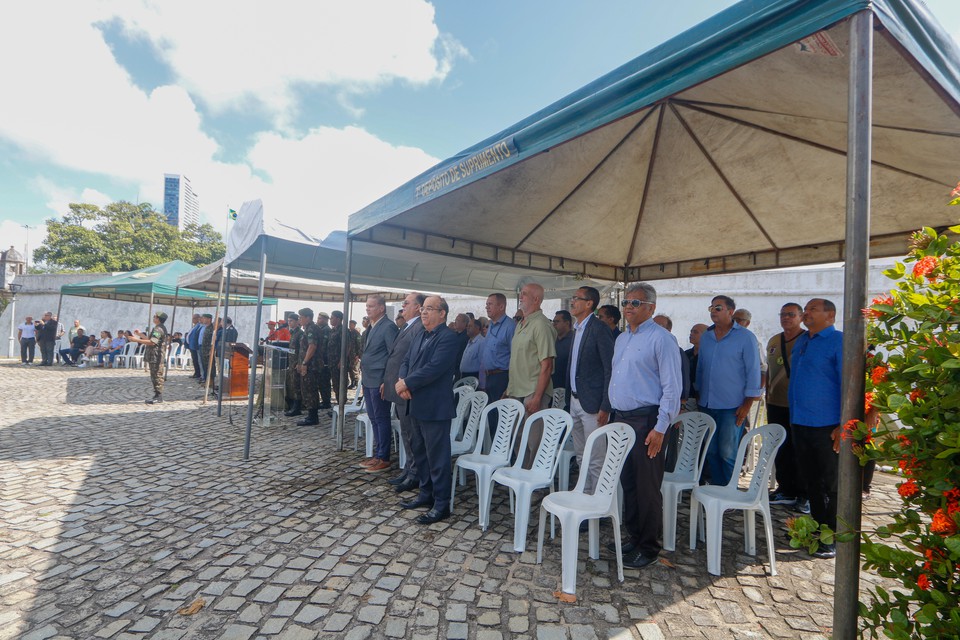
[615, 405, 659, 418]
[485, 369, 507, 376]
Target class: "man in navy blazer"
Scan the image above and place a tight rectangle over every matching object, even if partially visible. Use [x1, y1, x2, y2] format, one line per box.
[568, 286, 615, 493]
[360, 294, 401, 472]
[395, 295, 460, 524]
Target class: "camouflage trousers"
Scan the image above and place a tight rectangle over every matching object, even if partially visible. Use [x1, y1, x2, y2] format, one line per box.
[201, 347, 216, 382]
[148, 358, 164, 395]
[287, 366, 301, 403]
[300, 367, 319, 410]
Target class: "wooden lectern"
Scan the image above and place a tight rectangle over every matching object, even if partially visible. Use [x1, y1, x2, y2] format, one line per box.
[226, 343, 251, 399]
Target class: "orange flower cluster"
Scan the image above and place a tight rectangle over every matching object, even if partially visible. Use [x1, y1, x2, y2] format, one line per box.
[863, 295, 895, 320]
[909, 389, 925, 403]
[899, 456, 920, 478]
[930, 508, 957, 535]
[912, 256, 939, 279]
[898, 434, 912, 448]
[898, 479, 919, 499]
[864, 392, 876, 414]
[842, 419, 860, 441]
[917, 573, 931, 591]
[870, 365, 889, 385]
[946, 488, 960, 516]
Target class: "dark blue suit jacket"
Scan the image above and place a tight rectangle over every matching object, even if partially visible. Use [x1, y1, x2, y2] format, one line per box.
[568, 314, 614, 414]
[400, 323, 459, 421]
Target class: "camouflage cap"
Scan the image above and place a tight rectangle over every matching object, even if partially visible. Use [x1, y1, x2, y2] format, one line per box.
[155, 312, 168, 322]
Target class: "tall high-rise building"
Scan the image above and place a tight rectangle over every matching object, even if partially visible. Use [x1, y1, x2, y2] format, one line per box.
[162, 173, 200, 230]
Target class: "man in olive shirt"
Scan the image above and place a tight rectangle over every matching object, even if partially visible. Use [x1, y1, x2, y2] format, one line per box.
[506, 282, 557, 468]
[766, 302, 807, 511]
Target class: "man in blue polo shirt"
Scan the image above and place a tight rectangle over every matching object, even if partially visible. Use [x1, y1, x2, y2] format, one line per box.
[479, 292, 515, 403]
[696, 295, 763, 487]
[788, 298, 844, 559]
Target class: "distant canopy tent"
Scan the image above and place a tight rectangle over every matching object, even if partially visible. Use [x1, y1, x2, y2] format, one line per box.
[347, 0, 960, 281]
[344, 1, 960, 636]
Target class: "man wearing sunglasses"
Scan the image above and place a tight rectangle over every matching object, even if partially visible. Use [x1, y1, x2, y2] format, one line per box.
[608, 283, 682, 569]
[696, 295, 763, 487]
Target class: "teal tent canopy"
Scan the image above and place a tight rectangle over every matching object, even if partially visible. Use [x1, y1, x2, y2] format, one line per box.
[347, 0, 960, 282]
[61, 260, 277, 306]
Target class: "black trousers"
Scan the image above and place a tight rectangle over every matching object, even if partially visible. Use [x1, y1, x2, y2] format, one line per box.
[484, 371, 510, 435]
[767, 404, 805, 499]
[619, 412, 665, 557]
[39, 340, 55, 365]
[20, 338, 36, 363]
[792, 424, 839, 531]
[189, 348, 201, 377]
[409, 417, 452, 512]
[318, 366, 332, 406]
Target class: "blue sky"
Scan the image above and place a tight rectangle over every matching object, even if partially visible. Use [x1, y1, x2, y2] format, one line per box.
[2, 0, 959, 262]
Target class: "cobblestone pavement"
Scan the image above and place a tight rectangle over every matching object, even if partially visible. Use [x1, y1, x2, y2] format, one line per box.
[0, 362, 901, 639]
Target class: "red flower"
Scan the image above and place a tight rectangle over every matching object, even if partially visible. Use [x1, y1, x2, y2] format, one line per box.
[909, 389, 924, 403]
[912, 256, 939, 279]
[918, 574, 931, 591]
[863, 295, 895, 320]
[841, 419, 860, 441]
[930, 509, 957, 535]
[952, 182, 960, 198]
[870, 366, 888, 385]
[944, 488, 960, 502]
[898, 479, 919, 499]
[898, 434, 912, 447]
[864, 392, 876, 414]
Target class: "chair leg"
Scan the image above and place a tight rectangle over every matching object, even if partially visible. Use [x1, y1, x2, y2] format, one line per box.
[450, 464, 460, 513]
[745, 509, 757, 556]
[478, 472, 494, 531]
[559, 454, 571, 492]
[761, 506, 777, 576]
[705, 503, 725, 576]
[661, 487, 679, 553]
[588, 519, 600, 560]
[513, 489, 533, 553]
[560, 513, 580, 597]
[536, 506, 547, 564]
[611, 514, 624, 582]
[689, 494, 700, 550]
[458, 467, 466, 486]
[365, 420, 373, 458]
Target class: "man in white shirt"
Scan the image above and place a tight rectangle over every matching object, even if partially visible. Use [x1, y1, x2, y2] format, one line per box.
[17, 316, 37, 364]
[608, 282, 682, 569]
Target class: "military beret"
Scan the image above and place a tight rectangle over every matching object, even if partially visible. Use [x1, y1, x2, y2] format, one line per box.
[202, 313, 213, 319]
[155, 311, 168, 322]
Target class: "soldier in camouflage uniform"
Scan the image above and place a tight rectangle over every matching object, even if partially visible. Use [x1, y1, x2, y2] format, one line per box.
[326, 310, 355, 403]
[284, 313, 303, 417]
[316, 312, 334, 410]
[297, 308, 322, 426]
[130, 312, 169, 404]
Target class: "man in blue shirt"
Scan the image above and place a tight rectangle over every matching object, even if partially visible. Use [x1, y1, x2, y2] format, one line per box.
[788, 298, 844, 559]
[479, 293, 515, 403]
[696, 295, 763, 487]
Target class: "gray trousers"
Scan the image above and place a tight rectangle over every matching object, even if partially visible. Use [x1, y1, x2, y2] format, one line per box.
[570, 397, 605, 494]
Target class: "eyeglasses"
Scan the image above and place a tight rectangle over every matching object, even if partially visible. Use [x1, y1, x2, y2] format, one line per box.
[621, 299, 654, 308]
[779, 312, 798, 318]
[570, 295, 590, 302]
[707, 304, 728, 312]
[421, 306, 442, 313]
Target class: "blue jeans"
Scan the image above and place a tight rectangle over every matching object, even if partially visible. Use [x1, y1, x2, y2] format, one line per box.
[699, 406, 743, 487]
[363, 386, 392, 461]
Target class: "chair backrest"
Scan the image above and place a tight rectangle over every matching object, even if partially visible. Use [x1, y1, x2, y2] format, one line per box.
[120, 343, 135, 358]
[350, 386, 364, 408]
[452, 390, 488, 449]
[450, 386, 472, 434]
[576, 422, 636, 500]
[454, 376, 479, 390]
[729, 423, 787, 498]
[669, 412, 716, 483]
[472, 398, 525, 458]
[512, 408, 573, 480]
[551, 387, 566, 409]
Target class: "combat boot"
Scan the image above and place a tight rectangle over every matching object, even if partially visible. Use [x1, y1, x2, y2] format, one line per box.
[284, 401, 302, 417]
[145, 393, 163, 404]
[296, 409, 319, 426]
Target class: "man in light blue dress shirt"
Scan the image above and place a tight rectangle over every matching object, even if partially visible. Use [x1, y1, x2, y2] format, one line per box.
[696, 295, 763, 487]
[608, 283, 682, 569]
[479, 293, 515, 403]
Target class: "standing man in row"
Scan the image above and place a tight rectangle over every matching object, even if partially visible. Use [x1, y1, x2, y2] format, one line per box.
[17, 315, 36, 364]
[382, 292, 425, 487]
[552, 310, 573, 406]
[200, 314, 216, 387]
[37, 311, 58, 366]
[396, 296, 460, 524]
[568, 286, 614, 493]
[327, 311, 347, 403]
[360, 295, 400, 472]
[506, 282, 556, 467]
[296, 308, 322, 426]
[459, 318, 484, 380]
[696, 295, 762, 487]
[186, 313, 203, 379]
[285, 313, 303, 418]
[479, 293, 515, 405]
[316, 312, 334, 410]
[608, 283, 682, 569]
[347, 320, 362, 389]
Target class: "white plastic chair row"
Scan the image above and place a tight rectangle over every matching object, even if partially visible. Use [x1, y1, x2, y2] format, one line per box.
[333, 388, 364, 439]
[661, 412, 716, 552]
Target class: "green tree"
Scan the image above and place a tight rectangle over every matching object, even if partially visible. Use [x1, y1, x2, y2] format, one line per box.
[33, 201, 225, 272]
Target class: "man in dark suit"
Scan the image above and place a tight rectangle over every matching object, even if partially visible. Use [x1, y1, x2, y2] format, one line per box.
[381, 292, 426, 491]
[360, 295, 401, 472]
[395, 295, 461, 524]
[186, 314, 203, 378]
[568, 286, 615, 493]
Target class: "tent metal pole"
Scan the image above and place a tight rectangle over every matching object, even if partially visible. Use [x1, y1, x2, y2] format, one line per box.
[164, 287, 180, 381]
[336, 238, 354, 451]
[243, 245, 268, 460]
[147, 291, 154, 332]
[202, 267, 226, 404]
[217, 266, 232, 417]
[835, 10, 872, 640]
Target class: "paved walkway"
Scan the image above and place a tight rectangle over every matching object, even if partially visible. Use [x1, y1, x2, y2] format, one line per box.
[0, 362, 900, 639]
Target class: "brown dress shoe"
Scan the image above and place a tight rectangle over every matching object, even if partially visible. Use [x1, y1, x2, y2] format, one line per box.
[359, 458, 379, 468]
[365, 459, 391, 473]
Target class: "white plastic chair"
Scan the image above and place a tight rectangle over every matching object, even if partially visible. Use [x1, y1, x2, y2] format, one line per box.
[354, 403, 400, 459]
[334, 387, 364, 439]
[450, 399, 524, 528]
[451, 390, 488, 459]
[492, 409, 573, 553]
[536, 422, 636, 598]
[129, 344, 145, 369]
[113, 343, 137, 368]
[689, 423, 786, 576]
[661, 412, 716, 552]
[454, 376, 479, 390]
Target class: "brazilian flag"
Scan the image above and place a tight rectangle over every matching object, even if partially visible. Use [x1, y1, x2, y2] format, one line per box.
[228, 208, 238, 220]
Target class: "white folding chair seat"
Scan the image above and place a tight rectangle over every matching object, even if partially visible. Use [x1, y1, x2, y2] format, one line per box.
[333, 386, 364, 438]
[690, 423, 786, 576]
[661, 412, 716, 552]
[491, 409, 573, 552]
[536, 422, 636, 599]
[450, 391, 489, 484]
[454, 376, 479, 390]
[451, 399, 524, 529]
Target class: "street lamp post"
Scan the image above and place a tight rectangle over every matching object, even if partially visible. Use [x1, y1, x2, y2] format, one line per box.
[7, 283, 23, 359]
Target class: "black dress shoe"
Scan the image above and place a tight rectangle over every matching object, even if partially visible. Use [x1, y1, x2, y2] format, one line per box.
[605, 540, 638, 555]
[388, 473, 409, 486]
[622, 550, 659, 569]
[395, 479, 419, 494]
[400, 496, 432, 510]
[417, 507, 450, 524]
